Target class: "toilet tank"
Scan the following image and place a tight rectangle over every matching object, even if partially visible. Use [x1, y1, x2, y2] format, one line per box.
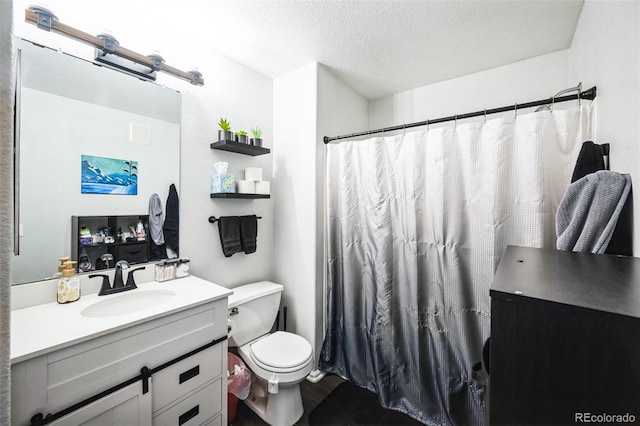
[228, 281, 283, 347]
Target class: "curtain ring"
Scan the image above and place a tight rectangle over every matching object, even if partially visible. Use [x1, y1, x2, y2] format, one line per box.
[454, 114, 458, 128]
[483, 109, 487, 123]
[514, 103, 518, 118]
[551, 96, 555, 112]
[577, 81, 582, 107]
[426, 118, 429, 132]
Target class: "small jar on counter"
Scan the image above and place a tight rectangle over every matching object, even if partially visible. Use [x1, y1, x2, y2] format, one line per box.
[155, 260, 176, 282]
[176, 258, 190, 278]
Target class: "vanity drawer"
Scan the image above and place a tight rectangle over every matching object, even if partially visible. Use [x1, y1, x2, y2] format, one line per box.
[152, 343, 223, 412]
[152, 379, 222, 426]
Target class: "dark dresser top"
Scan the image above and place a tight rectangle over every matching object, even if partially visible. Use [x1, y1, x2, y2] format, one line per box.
[491, 246, 640, 319]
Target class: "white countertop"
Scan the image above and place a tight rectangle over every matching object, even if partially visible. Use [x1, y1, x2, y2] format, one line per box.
[11, 275, 232, 364]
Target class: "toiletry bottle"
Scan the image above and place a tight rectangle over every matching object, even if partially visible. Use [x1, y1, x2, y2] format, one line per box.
[136, 220, 145, 240]
[78, 247, 91, 272]
[58, 261, 81, 304]
[54, 256, 70, 278]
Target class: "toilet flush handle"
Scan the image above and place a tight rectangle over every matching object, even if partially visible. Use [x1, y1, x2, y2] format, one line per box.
[230, 307, 239, 316]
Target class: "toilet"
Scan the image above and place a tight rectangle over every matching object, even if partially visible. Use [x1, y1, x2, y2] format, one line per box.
[228, 281, 314, 426]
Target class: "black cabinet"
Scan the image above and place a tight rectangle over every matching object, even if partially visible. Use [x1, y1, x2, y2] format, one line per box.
[490, 246, 640, 425]
[72, 215, 150, 272]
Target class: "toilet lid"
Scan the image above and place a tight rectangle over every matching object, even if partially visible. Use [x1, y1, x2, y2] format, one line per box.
[250, 331, 313, 369]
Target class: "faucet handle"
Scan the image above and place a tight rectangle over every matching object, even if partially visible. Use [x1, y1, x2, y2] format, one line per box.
[126, 266, 146, 289]
[89, 274, 112, 296]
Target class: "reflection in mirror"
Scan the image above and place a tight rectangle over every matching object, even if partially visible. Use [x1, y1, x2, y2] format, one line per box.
[11, 38, 181, 285]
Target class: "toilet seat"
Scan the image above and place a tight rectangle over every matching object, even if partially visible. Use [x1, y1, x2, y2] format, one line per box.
[250, 331, 313, 373]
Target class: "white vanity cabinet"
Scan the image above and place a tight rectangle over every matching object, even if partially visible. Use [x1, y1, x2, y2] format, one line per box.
[11, 281, 230, 426]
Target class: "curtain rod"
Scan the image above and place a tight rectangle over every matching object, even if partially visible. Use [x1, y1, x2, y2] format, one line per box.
[323, 85, 596, 144]
[25, 7, 204, 86]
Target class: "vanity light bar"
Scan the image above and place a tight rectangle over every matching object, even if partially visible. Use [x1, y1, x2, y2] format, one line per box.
[25, 7, 204, 86]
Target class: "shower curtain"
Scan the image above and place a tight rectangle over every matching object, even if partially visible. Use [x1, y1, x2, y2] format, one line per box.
[319, 104, 594, 425]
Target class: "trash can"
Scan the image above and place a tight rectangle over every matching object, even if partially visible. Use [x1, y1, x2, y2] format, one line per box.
[227, 352, 251, 424]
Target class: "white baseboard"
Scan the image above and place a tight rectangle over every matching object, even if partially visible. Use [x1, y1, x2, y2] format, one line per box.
[306, 369, 326, 383]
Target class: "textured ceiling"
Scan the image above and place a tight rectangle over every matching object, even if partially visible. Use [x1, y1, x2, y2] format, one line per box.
[13, 0, 584, 99]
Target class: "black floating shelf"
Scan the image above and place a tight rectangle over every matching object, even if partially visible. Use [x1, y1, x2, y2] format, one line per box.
[210, 193, 270, 199]
[210, 140, 270, 156]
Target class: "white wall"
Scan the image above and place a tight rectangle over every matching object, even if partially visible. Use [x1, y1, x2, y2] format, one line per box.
[273, 63, 318, 355]
[167, 50, 274, 288]
[370, 49, 571, 128]
[273, 63, 369, 364]
[12, 12, 274, 290]
[568, 0, 640, 255]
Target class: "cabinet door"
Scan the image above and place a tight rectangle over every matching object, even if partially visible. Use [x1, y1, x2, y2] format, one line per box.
[50, 382, 151, 426]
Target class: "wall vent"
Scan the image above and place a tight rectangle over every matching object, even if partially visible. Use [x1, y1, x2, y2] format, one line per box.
[130, 122, 151, 145]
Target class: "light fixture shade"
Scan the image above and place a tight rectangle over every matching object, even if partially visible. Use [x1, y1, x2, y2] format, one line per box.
[28, 4, 58, 30]
[96, 32, 119, 53]
[147, 52, 165, 71]
[188, 69, 203, 86]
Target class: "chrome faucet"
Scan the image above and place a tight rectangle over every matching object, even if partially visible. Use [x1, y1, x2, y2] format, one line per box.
[90, 260, 146, 296]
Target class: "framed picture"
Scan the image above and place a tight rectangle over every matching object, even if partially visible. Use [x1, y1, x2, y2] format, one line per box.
[81, 155, 138, 195]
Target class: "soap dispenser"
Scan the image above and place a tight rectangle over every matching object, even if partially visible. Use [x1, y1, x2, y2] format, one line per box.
[58, 260, 81, 304]
[54, 256, 70, 278]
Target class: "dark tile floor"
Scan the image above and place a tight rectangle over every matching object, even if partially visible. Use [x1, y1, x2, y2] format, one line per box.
[230, 374, 345, 426]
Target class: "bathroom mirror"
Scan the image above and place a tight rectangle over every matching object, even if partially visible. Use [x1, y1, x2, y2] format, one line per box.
[11, 38, 181, 285]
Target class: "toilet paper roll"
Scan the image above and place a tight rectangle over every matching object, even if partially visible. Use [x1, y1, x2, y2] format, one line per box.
[227, 319, 235, 337]
[237, 180, 255, 194]
[255, 181, 270, 195]
[245, 167, 263, 182]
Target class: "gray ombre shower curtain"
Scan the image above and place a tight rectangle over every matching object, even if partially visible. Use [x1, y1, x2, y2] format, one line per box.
[319, 104, 594, 425]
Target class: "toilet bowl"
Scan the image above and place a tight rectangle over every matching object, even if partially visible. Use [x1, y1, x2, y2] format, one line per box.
[228, 282, 314, 426]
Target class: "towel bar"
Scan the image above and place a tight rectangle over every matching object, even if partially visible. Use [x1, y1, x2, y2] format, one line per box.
[208, 215, 262, 224]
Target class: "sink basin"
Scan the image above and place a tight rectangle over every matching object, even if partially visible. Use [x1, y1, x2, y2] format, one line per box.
[81, 289, 176, 318]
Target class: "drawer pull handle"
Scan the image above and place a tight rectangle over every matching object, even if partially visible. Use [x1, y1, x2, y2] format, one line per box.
[178, 405, 199, 425]
[179, 365, 200, 384]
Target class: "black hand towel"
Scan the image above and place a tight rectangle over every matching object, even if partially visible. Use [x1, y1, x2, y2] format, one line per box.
[218, 216, 242, 257]
[239, 215, 258, 254]
[164, 183, 179, 256]
[571, 141, 607, 183]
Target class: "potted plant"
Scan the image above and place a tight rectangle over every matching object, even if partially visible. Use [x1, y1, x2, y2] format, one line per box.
[218, 118, 233, 141]
[235, 130, 248, 144]
[250, 127, 263, 147]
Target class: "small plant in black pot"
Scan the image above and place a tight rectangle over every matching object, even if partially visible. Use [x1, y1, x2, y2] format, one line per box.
[250, 127, 263, 146]
[218, 118, 233, 141]
[235, 130, 248, 144]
